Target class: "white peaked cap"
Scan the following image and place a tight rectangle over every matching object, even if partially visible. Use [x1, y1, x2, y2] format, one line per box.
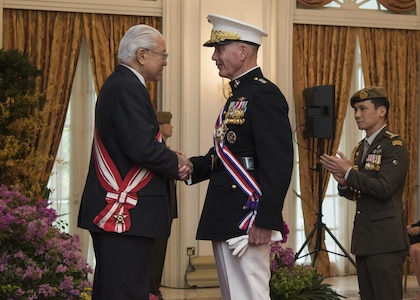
[203, 14, 268, 47]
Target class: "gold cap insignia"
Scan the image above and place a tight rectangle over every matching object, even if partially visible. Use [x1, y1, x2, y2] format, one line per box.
[359, 91, 368, 99]
[208, 30, 240, 44]
[203, 14, 267, 47]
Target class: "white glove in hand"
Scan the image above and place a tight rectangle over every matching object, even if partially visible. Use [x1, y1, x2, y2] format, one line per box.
[226, 231, 283, 258]
[227, 235, 249, 257]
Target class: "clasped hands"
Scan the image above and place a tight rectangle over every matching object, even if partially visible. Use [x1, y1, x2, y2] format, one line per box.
[407, 224, 420, 236]
[176, 151, 193, 180]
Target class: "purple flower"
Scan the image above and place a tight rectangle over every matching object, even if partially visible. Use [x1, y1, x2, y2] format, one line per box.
[0, 185, 93, 299]
[281, 221, 290, 244]
[14, 250, 24, 259]
[59, 275, 75, 290]
[270, 221, 296, 272]
[56, 264, 68, 273]
[38, 284, 56, 297]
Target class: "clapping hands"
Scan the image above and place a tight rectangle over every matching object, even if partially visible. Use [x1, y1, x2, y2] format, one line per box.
[319, 151, 351, 186]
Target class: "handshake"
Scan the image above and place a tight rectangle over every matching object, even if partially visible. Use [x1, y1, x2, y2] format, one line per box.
[175, 151, 193, 180]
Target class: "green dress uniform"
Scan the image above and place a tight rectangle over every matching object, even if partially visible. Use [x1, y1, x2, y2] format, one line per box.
[339, 126, 409, 300]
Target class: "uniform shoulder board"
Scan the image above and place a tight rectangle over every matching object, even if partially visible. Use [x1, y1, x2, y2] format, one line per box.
[385, 130, 399, 139]
[392, 140, 403, 147]
[253, 77, 267, 84]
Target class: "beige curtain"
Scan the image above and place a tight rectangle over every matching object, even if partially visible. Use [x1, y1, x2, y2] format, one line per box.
[358, 27, 420, 224]
[83, 14, 161, 107]
[3, 9, 84, 194]
[293, 24, 357, 275]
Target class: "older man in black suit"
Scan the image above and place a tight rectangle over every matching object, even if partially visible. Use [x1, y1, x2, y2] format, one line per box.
[78, 25, 191, 300]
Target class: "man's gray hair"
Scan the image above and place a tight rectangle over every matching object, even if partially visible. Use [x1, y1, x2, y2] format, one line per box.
[118, 24, 162, 64]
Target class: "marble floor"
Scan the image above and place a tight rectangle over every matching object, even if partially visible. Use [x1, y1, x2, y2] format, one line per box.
[160, 274, 420, 300]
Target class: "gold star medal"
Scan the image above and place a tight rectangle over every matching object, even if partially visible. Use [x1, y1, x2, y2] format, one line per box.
[114, 211, 128, 224]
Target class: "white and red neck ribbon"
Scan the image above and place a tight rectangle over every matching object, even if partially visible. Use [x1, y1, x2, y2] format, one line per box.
[214, 107, 262, 233]
[92, 128, 161, 233]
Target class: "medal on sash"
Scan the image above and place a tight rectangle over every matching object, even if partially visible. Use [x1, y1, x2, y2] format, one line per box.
[92, 128, 161, 233]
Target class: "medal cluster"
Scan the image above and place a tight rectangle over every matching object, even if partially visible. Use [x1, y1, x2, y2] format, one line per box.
[225, 97, 247, 125]
[225, 106, 245, 125]
[364, 145, 382, 171]
[215, 98, 248, 144]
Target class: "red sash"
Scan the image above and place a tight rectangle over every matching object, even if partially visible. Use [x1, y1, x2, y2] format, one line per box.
[92, 128, 161, 233]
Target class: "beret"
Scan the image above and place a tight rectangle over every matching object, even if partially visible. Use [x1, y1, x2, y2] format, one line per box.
[203, 14, 267, 47]
[156, 111, 172, 124]
[350, 86, 389, 108]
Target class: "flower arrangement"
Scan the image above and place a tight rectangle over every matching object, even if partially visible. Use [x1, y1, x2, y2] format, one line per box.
[0, 185, 92, 299]
[270, 222, 344, 300]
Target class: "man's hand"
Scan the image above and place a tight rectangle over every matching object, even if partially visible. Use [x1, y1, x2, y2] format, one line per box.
[248, 226, 271, 246]
[331, 172, 347, 187]
[320, 151, 351, 177]
[176, 151, 193, 180]
[407, 225, 420, 236]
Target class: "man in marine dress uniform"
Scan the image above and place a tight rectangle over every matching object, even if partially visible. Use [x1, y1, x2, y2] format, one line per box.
[320, 86, 409, 300]
[188, 14, 294, 300]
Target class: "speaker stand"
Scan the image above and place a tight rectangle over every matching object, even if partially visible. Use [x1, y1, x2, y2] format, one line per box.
[294, 141, 356, 269]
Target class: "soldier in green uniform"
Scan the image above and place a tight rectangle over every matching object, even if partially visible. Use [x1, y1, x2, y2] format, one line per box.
[320, 86, 409, 300]
[187, 14, 293, 300]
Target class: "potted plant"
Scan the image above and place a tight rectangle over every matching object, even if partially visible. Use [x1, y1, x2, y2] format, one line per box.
[0, 48, 51, 198]
[270, 223, 345, 300]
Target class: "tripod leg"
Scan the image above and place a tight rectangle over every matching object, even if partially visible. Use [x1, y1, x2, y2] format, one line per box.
[311, 222, 325, 267]
[294, 225, 317, 260]
[324, 225, 357, 268]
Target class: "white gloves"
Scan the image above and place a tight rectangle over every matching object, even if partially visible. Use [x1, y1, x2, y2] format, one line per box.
[226, 231, 283, 257]
[226, 235, 249, 257]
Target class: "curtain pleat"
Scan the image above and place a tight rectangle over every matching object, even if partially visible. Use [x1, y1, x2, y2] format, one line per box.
[82, 14, 162, 107]
[293, 24, 357, 275]
[358, 27, 420, 224]
[3, 9, 84, 193]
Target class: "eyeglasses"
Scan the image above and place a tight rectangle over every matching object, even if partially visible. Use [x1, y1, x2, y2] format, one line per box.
[145, 49, 169, 61]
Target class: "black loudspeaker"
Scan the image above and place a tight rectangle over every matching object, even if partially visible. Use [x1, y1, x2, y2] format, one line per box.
[303, 85, 335, 139]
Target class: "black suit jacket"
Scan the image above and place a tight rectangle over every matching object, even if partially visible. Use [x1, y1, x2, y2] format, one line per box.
[190, 68, 294, 241]
[78, 65, 178, 238]
[339, 126, 410, 255]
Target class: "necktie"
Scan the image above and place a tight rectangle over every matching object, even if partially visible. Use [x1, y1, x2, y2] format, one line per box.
[362, 140, 369, 161]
